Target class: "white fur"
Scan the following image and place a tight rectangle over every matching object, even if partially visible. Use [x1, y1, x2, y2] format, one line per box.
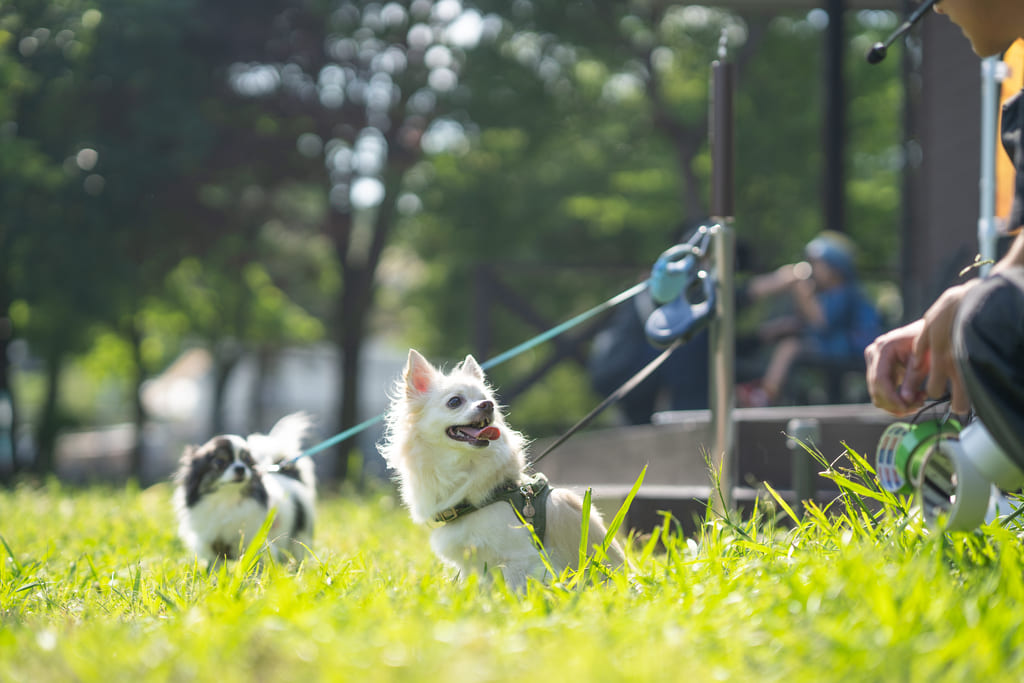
[379, 349, 624, 589]
[173, 413, 317, 565]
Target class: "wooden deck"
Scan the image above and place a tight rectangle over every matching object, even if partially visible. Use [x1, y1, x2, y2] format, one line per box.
[532, 403, 896, 533]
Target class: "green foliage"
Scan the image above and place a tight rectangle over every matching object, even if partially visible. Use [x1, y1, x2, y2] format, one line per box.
[4, 452, 1024, 681]
[1, 0, 908, 469]
[394, 6, 905, 442]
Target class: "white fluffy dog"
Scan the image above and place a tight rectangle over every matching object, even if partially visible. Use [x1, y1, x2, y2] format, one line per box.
[379, 349, 624, 589]
[173, 413, 317, 565]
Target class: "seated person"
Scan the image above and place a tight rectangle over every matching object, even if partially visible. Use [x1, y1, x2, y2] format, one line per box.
[737, 231, 882, 407]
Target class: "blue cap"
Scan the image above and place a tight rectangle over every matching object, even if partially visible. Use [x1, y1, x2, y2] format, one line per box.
[805, 231, 856, 280]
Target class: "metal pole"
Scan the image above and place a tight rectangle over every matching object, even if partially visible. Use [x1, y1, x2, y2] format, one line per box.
[824, 0, 846, 234]
[709, 224, 735, 514]
[709, 40, 736, 514]
[979, 56, 1004, 276]
[786, 417, 820, 518]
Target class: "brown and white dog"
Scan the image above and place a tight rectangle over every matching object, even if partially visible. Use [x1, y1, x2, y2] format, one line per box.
[378, 350, 624, 589]
[173, 413, 316, 566]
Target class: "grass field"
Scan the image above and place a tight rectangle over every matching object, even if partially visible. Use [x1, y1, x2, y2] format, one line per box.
[3, 447, 1024, 682]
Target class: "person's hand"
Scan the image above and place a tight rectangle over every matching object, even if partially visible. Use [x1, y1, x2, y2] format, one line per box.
[903, 281, 978, 414]
[865, 319, 926, 415]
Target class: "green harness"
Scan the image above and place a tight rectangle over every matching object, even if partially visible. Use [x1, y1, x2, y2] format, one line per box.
[433, 472, 552, 545]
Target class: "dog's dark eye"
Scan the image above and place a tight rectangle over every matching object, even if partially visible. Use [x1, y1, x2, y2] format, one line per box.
[446, 395, 463, 409]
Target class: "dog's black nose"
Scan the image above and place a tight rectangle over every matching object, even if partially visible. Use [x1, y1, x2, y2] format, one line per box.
[477, 400, 494, 414]
[231, 463, 247, 480]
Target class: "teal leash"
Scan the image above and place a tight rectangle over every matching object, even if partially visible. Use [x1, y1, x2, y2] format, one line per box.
[266, 280, 650, 470]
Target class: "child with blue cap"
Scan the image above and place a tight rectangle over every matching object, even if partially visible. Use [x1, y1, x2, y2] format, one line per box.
[738, 231, 881, 407]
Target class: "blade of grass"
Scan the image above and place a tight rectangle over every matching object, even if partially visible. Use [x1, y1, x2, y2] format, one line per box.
[764, 481, 800, 526]
[818, 472, 894, 504]
[228, 508, 276, 595]
[602, 465, 646, 551]
[1, 535, 21, 576]
[578, 487, 592, 572]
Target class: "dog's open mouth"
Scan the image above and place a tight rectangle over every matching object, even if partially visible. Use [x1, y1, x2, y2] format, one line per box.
[446, 421, 501, 447]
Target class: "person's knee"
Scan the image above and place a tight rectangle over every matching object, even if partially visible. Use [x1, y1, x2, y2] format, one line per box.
[955, 267, 1024, 369]
[954, 266, 1024, 460]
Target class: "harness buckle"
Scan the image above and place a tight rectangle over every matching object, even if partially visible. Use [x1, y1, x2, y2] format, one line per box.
[436, 507, 460, 523]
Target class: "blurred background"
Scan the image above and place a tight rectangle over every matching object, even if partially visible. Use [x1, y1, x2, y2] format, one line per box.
[0, 0, 990, 486]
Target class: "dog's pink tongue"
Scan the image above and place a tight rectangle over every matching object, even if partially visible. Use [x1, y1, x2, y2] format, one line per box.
[463, 425, 500, 441]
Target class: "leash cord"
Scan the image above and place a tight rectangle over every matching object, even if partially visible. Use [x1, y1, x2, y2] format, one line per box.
[479, 281, 649, 372]
[528, 338, 683, 468]
[271, 279, 651, 468]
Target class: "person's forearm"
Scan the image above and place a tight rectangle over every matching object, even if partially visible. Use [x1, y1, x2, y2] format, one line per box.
[747, 263, 810, 300]
[793, 280, 825, 326]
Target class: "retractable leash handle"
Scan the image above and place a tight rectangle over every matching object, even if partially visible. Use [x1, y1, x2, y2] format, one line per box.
[650, 244, 700, 305]
[644, 272, 717, 349]
[875, 419, 961, 496]
[875, 419, 1023, 531]
[920, 421, 1024, 531]
[645, 228, 717, 349]
[648, 227, 713, 305]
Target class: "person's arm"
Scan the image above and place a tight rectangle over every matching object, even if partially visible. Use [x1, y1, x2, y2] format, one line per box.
[868, 231, 1024, 415]
[791, 278, 825, 328]
[745, 263, 809, 301]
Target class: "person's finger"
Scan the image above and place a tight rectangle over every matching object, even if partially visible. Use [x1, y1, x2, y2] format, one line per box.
[923, 362, 949, 401]
[910, 318, 931, 359]
[867, 342, 913, 415]
[899, 347, 929, 406]
[949, 366, 970, 415]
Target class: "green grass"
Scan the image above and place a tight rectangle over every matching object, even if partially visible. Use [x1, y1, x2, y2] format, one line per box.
[3, 448, 1024, 683]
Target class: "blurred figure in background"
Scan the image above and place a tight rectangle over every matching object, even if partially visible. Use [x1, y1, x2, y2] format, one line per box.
[588, 285, 709, 424]
[587, 234, 757, 424]
[736, 231, 882, 407]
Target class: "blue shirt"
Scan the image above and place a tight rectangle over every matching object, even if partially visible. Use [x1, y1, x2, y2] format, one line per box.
[805, 283, 880, 358]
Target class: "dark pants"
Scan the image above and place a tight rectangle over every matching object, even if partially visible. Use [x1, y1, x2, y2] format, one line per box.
[954, 265, 1024, 467]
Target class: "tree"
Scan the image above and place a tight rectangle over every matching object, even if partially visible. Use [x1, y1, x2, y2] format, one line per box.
[393, 3, 904, 436]
[0, 0, 905, 482]
[193, 1, 507, 477]
[0, 0, 110, 475]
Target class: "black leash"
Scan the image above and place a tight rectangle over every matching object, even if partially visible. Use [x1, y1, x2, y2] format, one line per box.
[529, 338, 683, 467]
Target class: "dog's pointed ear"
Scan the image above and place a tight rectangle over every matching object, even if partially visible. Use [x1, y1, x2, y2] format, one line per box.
[458, 354, 485, 381]
[405, 349, 436, 396]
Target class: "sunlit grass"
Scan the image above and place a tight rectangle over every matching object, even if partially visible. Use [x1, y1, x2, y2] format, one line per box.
[3, 449, 1024, 682]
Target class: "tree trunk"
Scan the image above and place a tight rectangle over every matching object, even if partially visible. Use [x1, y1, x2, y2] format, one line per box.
[334, 266, 370, 483]
[249, 346, 272, 433]
[210, 343, 242, 435]
[327, 169, 404, 484]
[127, 318, 148, 482]
[34, 349, 63, 476]
[0, 312, 15, 485]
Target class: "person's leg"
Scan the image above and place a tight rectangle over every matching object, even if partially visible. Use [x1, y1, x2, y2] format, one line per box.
[668, 328, 710, 411]
[953, 266, 1024, 464]
[762, 336, 802, 401]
